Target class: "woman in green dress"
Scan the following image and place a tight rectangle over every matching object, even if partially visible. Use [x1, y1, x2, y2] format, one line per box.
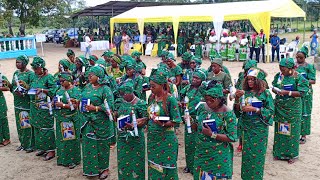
[30, 57, 57, 160]
[11, 55, 35, 152]
[239, 34, 248, 61]
[164, 53, 183, 88]
[0, 73, 11, 147]
[177, 31, 186, 56]
[147, 67, 182, 180]
[115, 80, 148, 180]
[227, 32, 237, 61]
[295, 46, 316, 144]
[54, 59, 72, 87]
[157, 32, 167, 57]
[194, 34, 203, 58]
[119, 57, 144, 99]
[73, 55, 89, 89]
[53, 72, 81, 169]
[180, 69, 207, 174]
[194, 83, 237, 179]
[220, 32, 229, 61]
[234, 68, 274, 180]
[272, 58, 309, 164]
[66, 49, 76, 71]
[80, 66, 115, 179]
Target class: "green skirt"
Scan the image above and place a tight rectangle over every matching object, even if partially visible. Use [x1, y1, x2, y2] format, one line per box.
[14, 108, 34, 149]
[273, 97, 302, 160]
[301, 89, 313, 136]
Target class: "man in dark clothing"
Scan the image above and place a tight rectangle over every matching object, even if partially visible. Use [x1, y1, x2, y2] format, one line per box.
[271, 32, 280, 62]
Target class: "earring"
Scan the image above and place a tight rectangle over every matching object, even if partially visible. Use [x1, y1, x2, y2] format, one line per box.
[289, 70, 292, 74]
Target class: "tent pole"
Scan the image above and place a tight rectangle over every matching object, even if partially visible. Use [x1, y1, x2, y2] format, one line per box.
[303, 19, 306, 43]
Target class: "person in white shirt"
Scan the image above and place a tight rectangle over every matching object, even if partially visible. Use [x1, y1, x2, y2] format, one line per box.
[208, 31, 218, 57]
[84, 33, 91, 58]
[227, 32, 237, 61]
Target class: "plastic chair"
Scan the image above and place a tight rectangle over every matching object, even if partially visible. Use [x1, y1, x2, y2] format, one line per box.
[129, 43, 142, 54]
[279, 44, 287, 59]
[169, 44, 177, 57]
[151, 43, 158, 57]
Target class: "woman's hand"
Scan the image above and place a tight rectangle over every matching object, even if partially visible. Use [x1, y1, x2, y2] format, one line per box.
[277, 90, 289, 96]
[85, 104, 97, 112]
[202, 124, 213, 137]
[55, 102, 64, 108]
[235, 90, 245, 100]
[36, 88, 47, 95]
[242, 105, 257, 112]
[181, 80, 189, 85]
[124, 122, 134, 130]
[137, 118, 147, 127]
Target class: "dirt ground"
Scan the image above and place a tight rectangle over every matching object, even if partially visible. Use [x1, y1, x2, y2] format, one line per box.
[0, 43, 319, 180]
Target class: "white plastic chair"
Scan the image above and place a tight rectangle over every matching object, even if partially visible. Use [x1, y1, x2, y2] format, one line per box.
[168, 44, 177, 57]
[286, 41, 299, 58]
[279, 44, 287, 59]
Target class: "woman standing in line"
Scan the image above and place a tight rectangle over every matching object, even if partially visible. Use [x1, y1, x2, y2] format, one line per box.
[272, 58, 309, 164]
[0, 71, 11, 147]
[147, 67, 182, 180]
[29, 57, 57, 161]
[11, 55, 35, 152]
[122, 31, 131, 55]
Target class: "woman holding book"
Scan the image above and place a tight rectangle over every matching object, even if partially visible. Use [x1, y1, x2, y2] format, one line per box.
[0, 72, 11, 147]
[66, 49, 76, 71]
[164, 53, 183, 88]
[29, 57, 57, 161]
[179, 69, 207, 174]
[147, 67, 182, 180]
[53, 72, 81, 169]
[53, 59, 72, 87]
[73, 55, 89, 88]
[194, 83, 237, 180]
[295, 46, 316, 144]
[80, 66, 115, 179]
[234, 68, 274, 180]
[11, 55, 35, 152]
[115, 80, 148, 179]
[272, 58, 309, 164]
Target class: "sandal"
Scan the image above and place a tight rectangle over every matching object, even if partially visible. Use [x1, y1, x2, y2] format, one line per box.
[237, 145, 242, 152]
[43, 154, 55, 161]
[68, 163, 77, 169]
[300, 137, 306, 144]
[36, 150, 47, 156]
[16, 146, 24, 151]
[183, 167, 190, 173]
[99, 171, 109, 180]
[0, 140, 11, 147]
[288, 159, 295, 164]
[25, 148, 34, 153]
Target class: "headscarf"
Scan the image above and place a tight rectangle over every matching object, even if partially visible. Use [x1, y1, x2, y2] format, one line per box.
[88, 66, 105, 84]
[89, 55, 98, 62]
[77, 55, 89, 67]
[297, 46, 309, 58]
[118, 79, 134, 94]
[59, 59, 71, 70]
[149, 67, 169, 85]
[59, 72, 73, 82]
[16, 55, 29, 65]
[131, 50, 142, 58]
[111, 54, 122, 64]
[204, 83, 224, 98]
[244, 59, 257, 71]
[166, 53, 175, 61]
[31, 56, 46, 68]
[182, 52, 193, 61]
[193, 69, 206, 81]
[279, 58, 295, 69]
[191, 56, 202, 66]
[123, 56, 136, 69]
[96, 58, 107, 68]
[247, 68, 266, 80]
[66, 49, 75, 57]
[211, 57, 223, 67]
[101, 50, 114, 57]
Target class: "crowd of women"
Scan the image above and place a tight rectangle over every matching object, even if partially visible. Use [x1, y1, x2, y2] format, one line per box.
[0, 44, 316, 179]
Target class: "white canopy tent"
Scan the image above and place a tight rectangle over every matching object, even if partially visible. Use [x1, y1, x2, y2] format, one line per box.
[110, 0, 305, 62]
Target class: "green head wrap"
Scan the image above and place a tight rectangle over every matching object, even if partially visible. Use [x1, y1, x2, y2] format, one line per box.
[59, 59, 71, 70]
[88, 66, 105, 84]
[191, 56, 202, 66]
[298, 46, 309, 58]
[102, 50, 114, 57]
[96, 58, 107, 68]
[131, 50, 142, 58]
[193, 69, 207, 81]
[122, 56, 136, 69]
[211, 57, 223, 67]
[89, 55, 98, 62]
[59, 72, 73, 82]
[16, 55, 29, 65]
[160, 51, 169, 58]
[244, 59, 257, 71]
[279, 58, 295, 69]
[166, 53, 176, 61]
[149, 67, 169, 85]
[66, 49, 75, 57]
[182, 52, 193, 61]
[111, 54, 122, 64]
[77, 55, 89, 67]
[31, 56, 46, 68]
[118, 80, 135, 94]
[204, 84, 224, 98]
[247, 68, 266, 80]
[135, 64, 144, 73]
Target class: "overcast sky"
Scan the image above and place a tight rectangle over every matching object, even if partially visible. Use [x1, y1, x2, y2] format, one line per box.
[85, 0, 117, 7]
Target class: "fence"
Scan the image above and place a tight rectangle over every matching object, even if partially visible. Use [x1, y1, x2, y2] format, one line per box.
[0, 36, 37, 59]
